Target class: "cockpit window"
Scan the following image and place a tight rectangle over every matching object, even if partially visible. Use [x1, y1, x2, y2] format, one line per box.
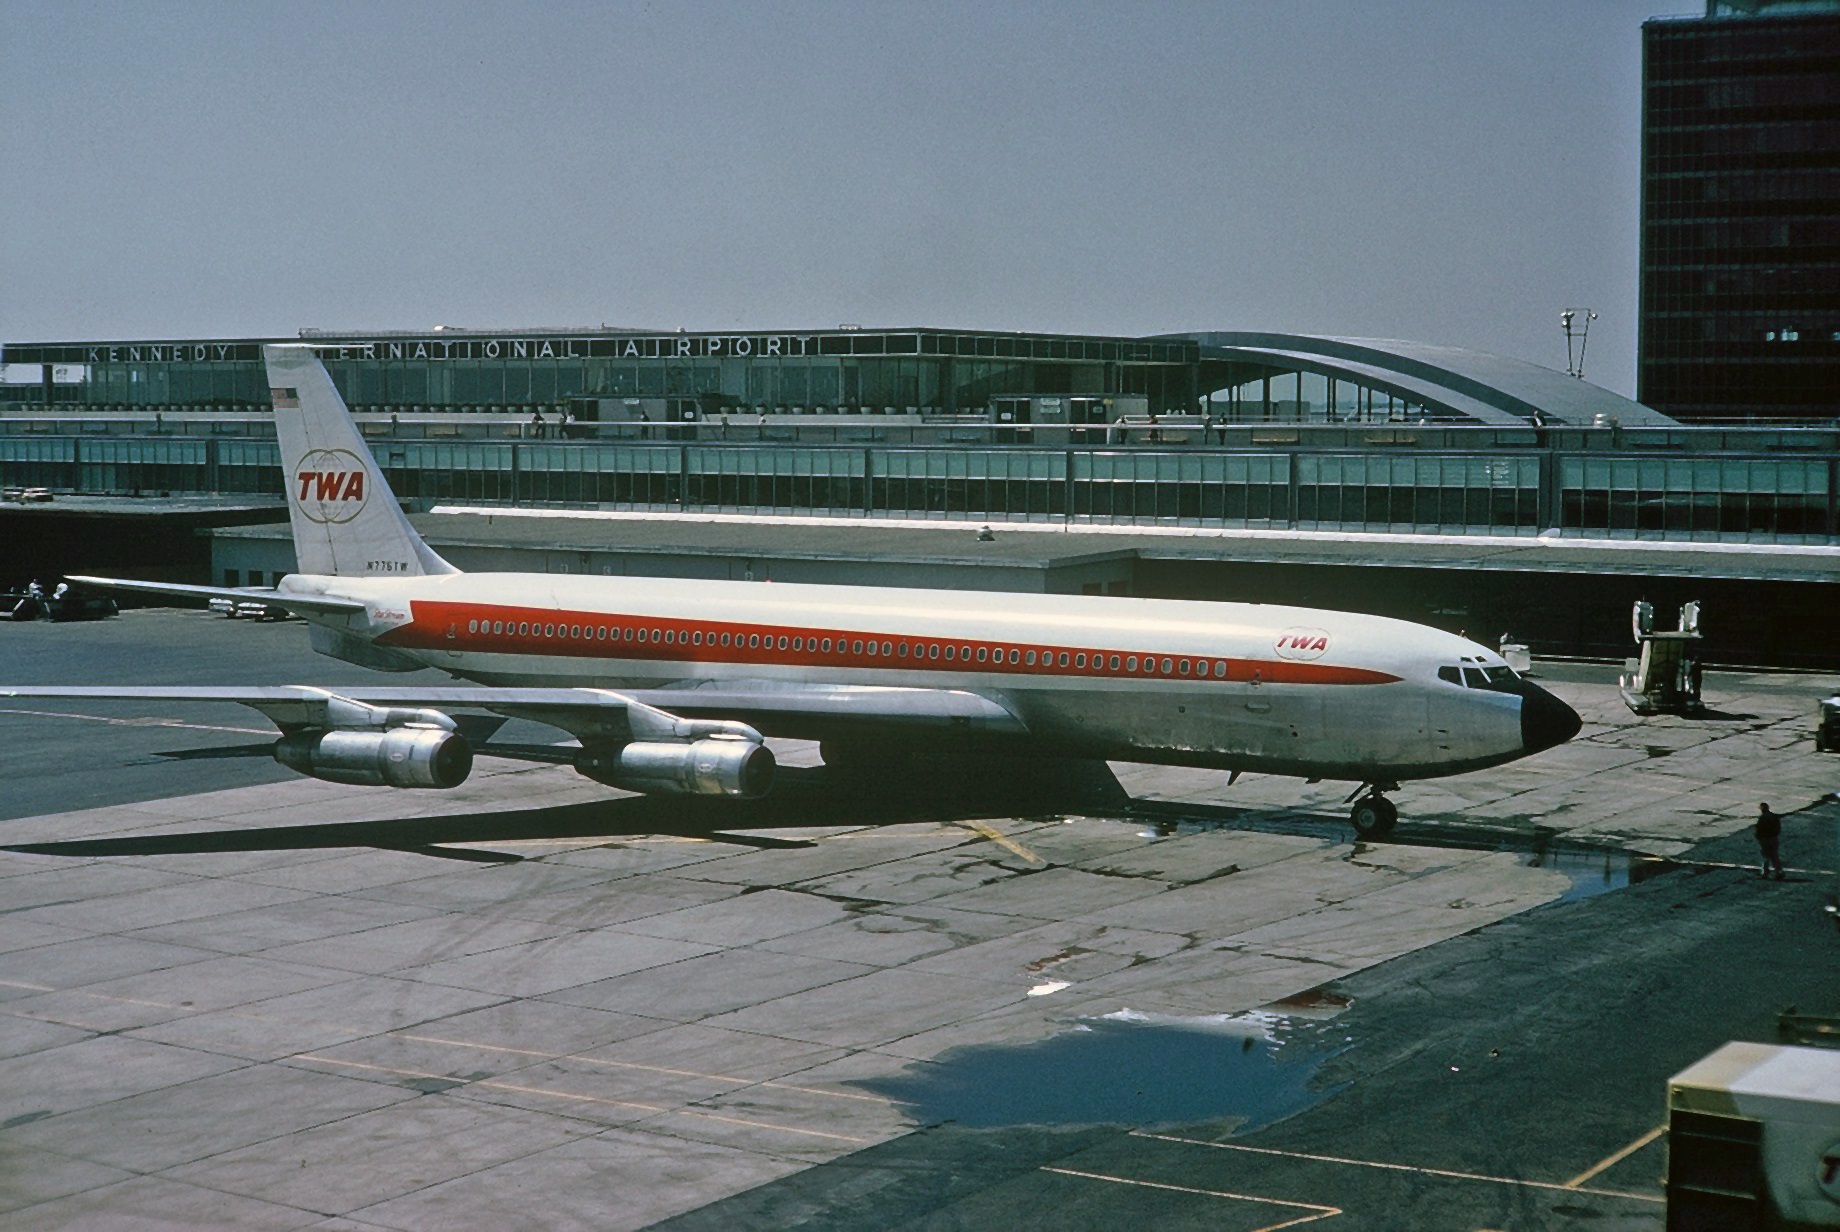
[1440, 663, 1522, 691]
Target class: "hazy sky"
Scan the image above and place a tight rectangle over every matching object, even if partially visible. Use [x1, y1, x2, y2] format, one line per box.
[2, 1, 1690, 397]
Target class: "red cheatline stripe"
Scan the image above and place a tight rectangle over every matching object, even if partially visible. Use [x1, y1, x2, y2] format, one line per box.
[373, 600, 1401, 686]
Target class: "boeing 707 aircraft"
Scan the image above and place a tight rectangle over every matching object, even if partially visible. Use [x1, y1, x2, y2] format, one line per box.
[3, 345, 1580, 838]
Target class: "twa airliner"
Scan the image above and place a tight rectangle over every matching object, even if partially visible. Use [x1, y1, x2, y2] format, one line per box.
[5, 346, 1579, 838]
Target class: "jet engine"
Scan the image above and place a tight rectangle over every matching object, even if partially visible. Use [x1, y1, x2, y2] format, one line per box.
[271, 699, 473, 789]
[274, 726, 473, 788]
[575, 736, 775, 798]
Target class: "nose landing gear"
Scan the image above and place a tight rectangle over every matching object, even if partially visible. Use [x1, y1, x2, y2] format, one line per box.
[1347, 781, 1400, 839]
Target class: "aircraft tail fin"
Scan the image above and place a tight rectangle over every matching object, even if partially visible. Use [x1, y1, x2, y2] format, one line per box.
[263, 345, 457, 579]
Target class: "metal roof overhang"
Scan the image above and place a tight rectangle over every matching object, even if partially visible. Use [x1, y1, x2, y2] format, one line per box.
[1195, 345, 1528, 426]
[1171, 332, 1678, 427]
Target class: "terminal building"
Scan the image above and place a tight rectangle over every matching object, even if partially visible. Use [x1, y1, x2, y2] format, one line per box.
[0, 325, 1834, 547]
[2, 326, 1674, 427]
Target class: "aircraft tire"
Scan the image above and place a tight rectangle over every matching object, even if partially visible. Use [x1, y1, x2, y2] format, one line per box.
[1350, 795, 1398, 840]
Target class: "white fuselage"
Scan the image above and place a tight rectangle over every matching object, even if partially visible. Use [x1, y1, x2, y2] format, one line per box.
[283, 571, 1541, 782]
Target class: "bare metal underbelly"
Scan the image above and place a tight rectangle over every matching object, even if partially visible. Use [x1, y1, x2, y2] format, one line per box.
[445, 653, 1511, 782]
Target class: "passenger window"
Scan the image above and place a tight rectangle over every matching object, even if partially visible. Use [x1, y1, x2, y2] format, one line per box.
[1058, 652, 1069, 667]
[1075, 653, 1087, 668]
[1111, 655, 1122, 670]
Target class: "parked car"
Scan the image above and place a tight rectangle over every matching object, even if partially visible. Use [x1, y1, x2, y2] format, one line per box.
[1817, 695, 1840, 753]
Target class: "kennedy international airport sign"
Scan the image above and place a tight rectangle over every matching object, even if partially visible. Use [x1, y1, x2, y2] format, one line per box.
[6, 333, 860, 366]
[4, 330, 1189, 369]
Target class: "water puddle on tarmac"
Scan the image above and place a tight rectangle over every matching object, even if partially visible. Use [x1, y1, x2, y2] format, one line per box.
[1527, 846, 1679, 905]
[1126, 808, 1681, 908]
[858, 999, 1351, 1131]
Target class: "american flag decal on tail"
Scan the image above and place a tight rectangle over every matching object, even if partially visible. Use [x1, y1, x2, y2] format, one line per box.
[271, 387, 299, 408]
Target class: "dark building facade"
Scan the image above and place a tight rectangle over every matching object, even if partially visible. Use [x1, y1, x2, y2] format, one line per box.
[1639, 0, 1840, 421]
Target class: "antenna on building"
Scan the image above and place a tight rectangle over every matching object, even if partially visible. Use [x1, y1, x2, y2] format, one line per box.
[1560, 309, 1598, 380]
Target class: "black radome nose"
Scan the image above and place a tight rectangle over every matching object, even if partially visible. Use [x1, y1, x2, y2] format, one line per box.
[1521, 683, 1582, 753]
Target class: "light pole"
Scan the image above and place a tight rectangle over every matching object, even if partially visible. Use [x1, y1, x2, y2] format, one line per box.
[1561, 309, 1598, 380]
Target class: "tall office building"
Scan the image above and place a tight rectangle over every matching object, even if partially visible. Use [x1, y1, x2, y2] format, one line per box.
[1639, 0, 1840, 421]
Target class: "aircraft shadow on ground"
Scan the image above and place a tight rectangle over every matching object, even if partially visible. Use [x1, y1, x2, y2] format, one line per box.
[2, 760, 1129, 864]
[146, 742, 278, 762]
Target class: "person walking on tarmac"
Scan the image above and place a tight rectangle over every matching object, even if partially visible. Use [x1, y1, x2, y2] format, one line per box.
[1756, 802, 1785, 880]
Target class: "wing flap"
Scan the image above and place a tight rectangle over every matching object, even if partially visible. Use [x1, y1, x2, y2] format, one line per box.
[626, 684, 1027, 734]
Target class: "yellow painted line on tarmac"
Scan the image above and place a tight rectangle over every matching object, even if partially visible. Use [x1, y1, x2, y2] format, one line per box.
[670, 1107, 870, 1143]
[0, 707, 271, 735]
[296, 1052, 871, 1143]
[4, 983, 895, 1114]
[1563, 1125, 1666, 1189]
[958, 819, 1046, 865]
[1, 975, 895, 1113]
[1040, 1167, 1341, 1230]
[1131, 1132, 1664, 1206]
[392, 1030, 905, 1105]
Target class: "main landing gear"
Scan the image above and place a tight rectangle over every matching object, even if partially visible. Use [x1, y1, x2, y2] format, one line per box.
[1346, 782, 1400, 840]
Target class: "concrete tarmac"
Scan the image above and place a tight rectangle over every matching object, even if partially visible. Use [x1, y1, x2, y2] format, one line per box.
[1, 610, 1836, 1230]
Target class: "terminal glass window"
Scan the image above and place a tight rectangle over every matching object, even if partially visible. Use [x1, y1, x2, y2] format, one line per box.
[1560, 457, 1829, 541]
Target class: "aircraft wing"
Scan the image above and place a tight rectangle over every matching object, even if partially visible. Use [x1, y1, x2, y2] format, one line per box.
[65, 575, 367, 617]
[0, 683, 1029, 743]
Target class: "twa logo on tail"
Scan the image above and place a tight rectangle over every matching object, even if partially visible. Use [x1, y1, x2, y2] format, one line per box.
[294, 449, 369, 524]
